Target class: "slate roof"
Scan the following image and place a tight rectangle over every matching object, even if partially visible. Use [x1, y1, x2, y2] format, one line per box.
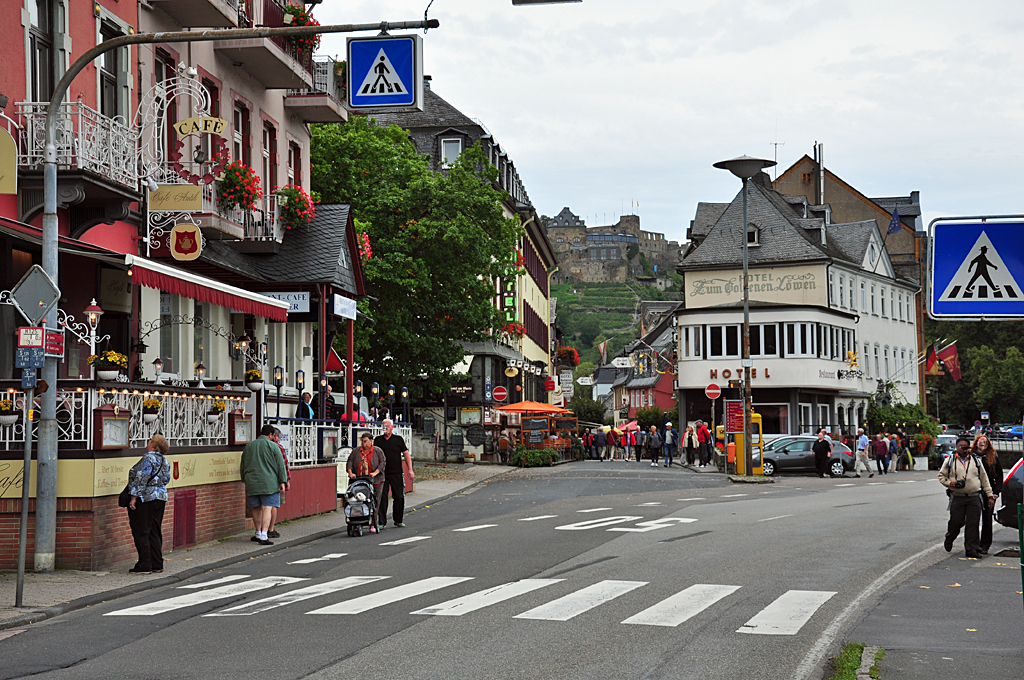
[625, 374, 662, 389]
[549, 207, 586, 228]
[689, 202, 729, 239]
[824, 220, 878, 264]
[368, 88, 477, 131]
[871, 195, 922, 218]
[199, 204, 361, 294]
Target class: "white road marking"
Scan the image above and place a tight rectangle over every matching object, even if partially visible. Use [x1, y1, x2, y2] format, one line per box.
[556, 516, 643, 531]
[516, 580, 647, 621]
[608, 518, 698, 533]
[577, 507, 613, 513]
[452, 525, 498, 532]
[721, 493, 748, 498]
[379, 536, 431, 546]
[737, 590, 836, 635]
[635, 502, 664, 506]
[206, 576, 387, 616]
[289, 553, 348, 564]
[0, 630, 26, 642]
[178, 575, 249, 589]
[413, 579, 562, 616]
[758, 515, 793, 523]
[834, 483, 855, 487]
[307, 577, 473, 615]
[676, 497, 705, 501]
[896, 480, 918, 484]
[622, 584, 741, 627]
[867, 482, 887, 486]
[518, 515, 558, 522]
[105, 577, 305, 616]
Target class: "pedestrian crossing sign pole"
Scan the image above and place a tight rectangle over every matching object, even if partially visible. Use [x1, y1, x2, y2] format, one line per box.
[347, 34, 423, 111]
[929, 217, 1024, 319]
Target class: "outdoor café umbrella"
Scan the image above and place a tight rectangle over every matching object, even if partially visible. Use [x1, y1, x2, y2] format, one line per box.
[493, 400, 572, 415]
[620, 420, 640, 431]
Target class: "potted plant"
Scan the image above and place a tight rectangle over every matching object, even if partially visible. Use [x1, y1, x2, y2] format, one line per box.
[275, 185, 317, 231]
[208, 400, 226, 424]
[245, 369, 264, 392]
[333, 58, 347, 99]
[283, 3, 321, 53]
[218, 161, 262, 212]
[142, 397, 162, 424]
[0, 399, 18, 427]
[89, 350, 128, 381]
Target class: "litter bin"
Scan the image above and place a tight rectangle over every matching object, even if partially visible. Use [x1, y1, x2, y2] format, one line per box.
[727, 442, 736, 463]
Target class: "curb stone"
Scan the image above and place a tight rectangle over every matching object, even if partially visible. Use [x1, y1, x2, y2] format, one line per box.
[0, 466, 517, 632]
[857, 645, 879, 679]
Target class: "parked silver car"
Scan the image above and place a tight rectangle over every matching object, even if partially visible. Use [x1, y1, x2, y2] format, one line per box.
[754, 435, 856, 477]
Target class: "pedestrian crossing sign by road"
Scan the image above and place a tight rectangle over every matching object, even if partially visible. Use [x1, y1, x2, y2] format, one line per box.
[930, 221, 1024, 318]
[347, 35, 423, 111]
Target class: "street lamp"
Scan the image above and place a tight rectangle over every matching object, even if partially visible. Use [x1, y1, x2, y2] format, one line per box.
[320, 375, 328, 421]
[153, 357, 164, 385]
[296, 369, 305, 394]
[196, 362, 206, 389]
[273, 365, 283, 418]
[388, 384, 395, 421]
[371, 382, 380, 419]
[401, 386, 409, 424]
[713, 155, 776, 477]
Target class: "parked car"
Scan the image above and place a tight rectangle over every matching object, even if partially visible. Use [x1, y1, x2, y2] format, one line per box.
[753, 436, 855, 477]
[995, 458, 1023, 529]
[940, 423, 966, 434]
[1006, 425, 1023, 440]
[934, 435, 958, 457]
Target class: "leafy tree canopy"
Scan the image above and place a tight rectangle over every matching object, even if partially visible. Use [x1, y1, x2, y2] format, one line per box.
[635, 406, 669, 431]
[311, 118, 524, 392]
[567, 395, 606, 425]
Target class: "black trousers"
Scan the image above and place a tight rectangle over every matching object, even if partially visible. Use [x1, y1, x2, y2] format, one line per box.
[686, 445, 697, 465]
[128, 499, 166, 571]
[981, 501, 995, 551]
[814, 451, 829, 477]
[946, 493, 983, 555]
[379, 474, 405, 525]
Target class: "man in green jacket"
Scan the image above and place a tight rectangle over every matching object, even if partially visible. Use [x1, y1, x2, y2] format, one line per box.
[240, 424, 289, 545]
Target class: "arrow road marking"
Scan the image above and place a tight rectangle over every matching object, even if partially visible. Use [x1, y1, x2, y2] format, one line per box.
[307, 577, 473, 615]
[179, 575, 249, 589]
[608, 518, 698, 533]
[737, 590, 836, 635]
[453, 525, 498, 532]
[207, 576, 388, 617]
[519, 515, 558, 521]
[556, 516, 643, 531]
[622, 584, 741, 627]
[379, 536, 431, 546]
[516, 580, 647, 621]
[289, 553, 348, 565]
[105, 577, 306, 616]
[413, 579, 562, 616]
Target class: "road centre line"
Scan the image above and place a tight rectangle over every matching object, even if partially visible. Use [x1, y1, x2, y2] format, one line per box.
[413, 579, 562, 616]
[757, 515, 793, 522]
[635, 502, 664, 506]
[622, 584, 741, 627]
[179, 575, 249, 589]
[721, 494, 748, 498]
[834, 484, 855, 487]
[577, 507, 613, 513]
[105, 577, 305, 616]
[306, 577, 473, 615]
[676, 498, 706, 502]
[379, 536, 431, 546]
[519, 515, 558, 521]
[867, 482, 887, 485]
[206, 576, 387, 617]
[516, 580, 647, 621]
[737, 590, 836, 635]
[453, 525, 498, 532]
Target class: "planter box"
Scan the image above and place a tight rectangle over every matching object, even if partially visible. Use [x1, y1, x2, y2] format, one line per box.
[914, 457, 929, 471]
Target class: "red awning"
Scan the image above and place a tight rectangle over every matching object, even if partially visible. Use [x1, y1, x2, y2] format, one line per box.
[325, 349, 345, 372]
[126, 255, 289, 322]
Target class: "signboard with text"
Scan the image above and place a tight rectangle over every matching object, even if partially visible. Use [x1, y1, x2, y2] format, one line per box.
[685, 264, 826, 309]
[724, 400, 744, 434]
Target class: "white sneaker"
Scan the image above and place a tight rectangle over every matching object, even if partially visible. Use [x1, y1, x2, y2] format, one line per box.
[651, 463, 657, 467]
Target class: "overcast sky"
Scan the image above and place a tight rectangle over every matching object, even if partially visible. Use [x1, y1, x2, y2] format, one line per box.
[318, 0, 1024, 244]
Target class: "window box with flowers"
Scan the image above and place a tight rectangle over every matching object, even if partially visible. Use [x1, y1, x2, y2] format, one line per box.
[142, 398, 162, 424]
[218, 161, 262, 213]
[0, 399, 18, 427]
[89, 351, 128, 381]
[556, 345, 581, 368]
[283, 3, 321, 54]
[208, 400, 227, 424]
[502, 322, 526, 338]
[276, 185, 317, 231]
[245, 369, 264, 392]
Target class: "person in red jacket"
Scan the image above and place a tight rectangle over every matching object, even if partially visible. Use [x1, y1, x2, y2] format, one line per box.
[696, 420, 712, 467]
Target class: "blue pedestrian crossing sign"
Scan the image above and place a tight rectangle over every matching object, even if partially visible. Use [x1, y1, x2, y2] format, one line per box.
[347, 35, 423, 111]
[930, 221, 1024, 318]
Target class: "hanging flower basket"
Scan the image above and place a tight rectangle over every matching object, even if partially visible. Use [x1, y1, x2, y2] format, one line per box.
[245, 369, 264, 392]
[283, 3, 321, 53]
[0, 400, 18, 427]
[208, 400, 226, 423]
[142, 398, 162, 424]
[276, 185, 317, 230]
[218, 161, 262, 212]
[556, 345, 581, 367]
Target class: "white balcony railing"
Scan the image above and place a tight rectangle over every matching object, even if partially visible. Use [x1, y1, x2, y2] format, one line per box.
[263, 418, 413, 467]
[201, 181, 281, 240]
[288, 56, 345, 101]
[16, 102, 140, 190]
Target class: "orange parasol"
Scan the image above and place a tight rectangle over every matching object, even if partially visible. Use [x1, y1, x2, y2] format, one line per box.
[494, 400, 572, 414]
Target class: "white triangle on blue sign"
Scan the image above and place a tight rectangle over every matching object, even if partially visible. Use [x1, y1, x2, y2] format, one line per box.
[939, 231, 1022, 301]
[357, 49, 407, 97]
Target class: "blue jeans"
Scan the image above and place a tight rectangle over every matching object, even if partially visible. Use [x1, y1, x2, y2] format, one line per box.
[875, 455, 889, 475]
[664, 445, 676, 465]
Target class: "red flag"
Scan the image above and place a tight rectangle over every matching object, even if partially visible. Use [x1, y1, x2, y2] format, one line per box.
[936, 342, 961, 381]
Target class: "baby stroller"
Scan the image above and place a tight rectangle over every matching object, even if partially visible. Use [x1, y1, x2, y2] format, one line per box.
[344, 476, 378, 537]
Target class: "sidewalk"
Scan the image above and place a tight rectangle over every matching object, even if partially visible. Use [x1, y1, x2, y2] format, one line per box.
[0, 463, 512, 631]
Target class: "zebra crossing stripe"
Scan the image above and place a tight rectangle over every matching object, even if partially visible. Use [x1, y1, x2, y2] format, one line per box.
[515, 580, 647, 621]
[206, 576, 388, 617]
[178, 575, 249, 589]
[737, 590, 836, 635]
[519, 515, 558, 521]
[379, 535, 431, 546]
[577, 507, 613, 513]
[289, 553, 348, 565]
[104, 577, 306, 616]
[306, 577, 473, 615]
[453, 525, 498, 532]
[412, 579, 562, 616]
[621, 584, 741, 627]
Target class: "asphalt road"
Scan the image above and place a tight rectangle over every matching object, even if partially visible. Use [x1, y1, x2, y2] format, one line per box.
[0, 464, 965, 680]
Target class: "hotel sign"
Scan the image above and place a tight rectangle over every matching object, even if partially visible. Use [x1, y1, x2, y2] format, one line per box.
[686, 265, 826, 309]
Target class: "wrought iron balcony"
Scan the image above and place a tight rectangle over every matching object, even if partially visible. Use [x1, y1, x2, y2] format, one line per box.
[216, 0, 314, 90]
[285, 56, 348, 123]
[16, 102, 140, 192]
[197, 181, 281, 244]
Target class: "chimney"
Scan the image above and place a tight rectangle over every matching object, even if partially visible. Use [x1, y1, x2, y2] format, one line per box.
[424, 75, 432, 90]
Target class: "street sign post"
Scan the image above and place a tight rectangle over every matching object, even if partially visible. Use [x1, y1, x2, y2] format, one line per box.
[492, 386, 508, 402]
[10, 265, 60, 326]
[930, 218, 1024, 319]
[705, 383, 721, 400]
[611, 356, 634, 368]
[576, 376, 594, 386]
[347, 35, 423, 111]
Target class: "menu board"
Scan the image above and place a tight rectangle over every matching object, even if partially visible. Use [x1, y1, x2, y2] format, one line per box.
[522, 417, 548, 431]
[527, 430, 546, 444]
[725, 400, 744, 434]
[552, 418, 578, 432]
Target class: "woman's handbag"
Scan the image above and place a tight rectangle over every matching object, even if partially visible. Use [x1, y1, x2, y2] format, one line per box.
[117, 484, 132, 508]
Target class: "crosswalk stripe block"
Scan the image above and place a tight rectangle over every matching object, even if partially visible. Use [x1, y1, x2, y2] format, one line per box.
[736, 590, 836, 635]
[290, 553, 348, 565]
[413, 579, 563, 616]
[515, 580, 647, 621]
[379, 535, 431, 546]
[306, 577, 473, 615]
[206, 576, 388, 617]
[179, 575, 249, 589]
[105, 576, 306, 616]
[621, 583, 741, 627]
[452, 525, 498, 532]
[519, 515, 558, 522]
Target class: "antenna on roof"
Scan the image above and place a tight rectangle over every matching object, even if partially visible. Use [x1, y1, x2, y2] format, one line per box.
[770, 127, 785, 181]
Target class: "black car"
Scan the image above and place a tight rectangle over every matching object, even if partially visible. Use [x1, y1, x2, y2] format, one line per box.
[755, 436, 855, 477]
[995, 457, 1023, 529]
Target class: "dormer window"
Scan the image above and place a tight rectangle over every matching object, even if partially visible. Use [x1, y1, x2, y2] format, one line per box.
[747, 225, 760, 246]
[441, 138, 462, 168]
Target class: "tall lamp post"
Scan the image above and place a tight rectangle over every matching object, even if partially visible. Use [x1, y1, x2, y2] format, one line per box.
[371, 382, 379, 421]
[388, 384, 395, 421]
[401, 386, 409, 424]
[713, 155, 776, 477]
[274, 365, 284, 418]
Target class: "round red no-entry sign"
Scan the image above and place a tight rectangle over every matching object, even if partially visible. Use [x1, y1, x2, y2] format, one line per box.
[705, 383, 721, 400]
[493, 386, 508, 402]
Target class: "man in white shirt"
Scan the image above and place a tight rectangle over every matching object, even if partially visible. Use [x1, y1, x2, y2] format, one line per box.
[854, 428, 874, 478]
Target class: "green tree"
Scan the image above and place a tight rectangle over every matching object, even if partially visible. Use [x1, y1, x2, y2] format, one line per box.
[635, 406, 668, 431]
[567, 395, 606, 424]
[965, 345, 1024, 423]
[578, 316, 602, 346]
[311, 118, 523, 392]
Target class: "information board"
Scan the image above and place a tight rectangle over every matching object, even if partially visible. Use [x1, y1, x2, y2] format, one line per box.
[725, 400, 744, 434]
[521, 417, 549, 431]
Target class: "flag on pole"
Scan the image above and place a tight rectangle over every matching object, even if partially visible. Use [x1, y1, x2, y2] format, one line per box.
[598, 340, 608, 365]
[936, 342, 961, 381]
[887, 207, 902, 235]
[924, 345, 942, 376]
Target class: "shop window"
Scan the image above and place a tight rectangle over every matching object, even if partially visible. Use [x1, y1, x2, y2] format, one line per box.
[754, 404, 790, 435]
[159, 293, 180, 375]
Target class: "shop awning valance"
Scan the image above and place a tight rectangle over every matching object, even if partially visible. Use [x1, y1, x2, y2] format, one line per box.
[125, 255, 289, 322]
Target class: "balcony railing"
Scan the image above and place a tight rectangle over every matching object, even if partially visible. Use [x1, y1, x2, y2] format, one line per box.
[0, 381, 250, 452]
[16, 102, 141, 191]
[264, 417, 413, 467]
[288, 56, 345, 101]
[201, 181, 281, 241]
[237, 0, 314, 76]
